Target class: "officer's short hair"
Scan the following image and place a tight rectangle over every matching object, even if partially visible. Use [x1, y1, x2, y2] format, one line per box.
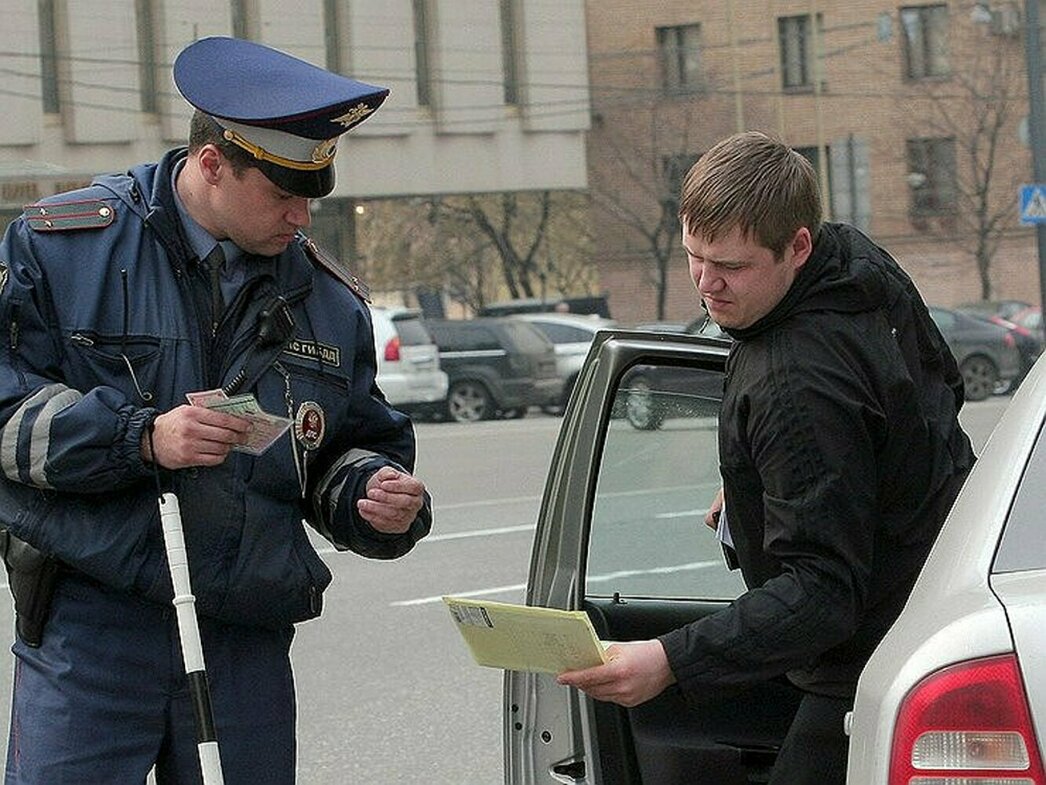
[187, 111, 255, 176]
[679, 131, 822, 258]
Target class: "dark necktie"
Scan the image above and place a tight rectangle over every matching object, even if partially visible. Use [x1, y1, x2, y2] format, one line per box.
[202, 244, 225, 334]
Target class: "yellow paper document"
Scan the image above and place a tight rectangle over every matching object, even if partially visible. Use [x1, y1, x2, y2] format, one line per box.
[443, 597, 608, 674]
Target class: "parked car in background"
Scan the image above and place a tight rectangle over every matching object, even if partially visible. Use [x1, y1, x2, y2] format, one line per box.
[956, 299, 1034, 322]
[477, 294, 611, 318]
[957, 304, 1044, 393]
[1011, 305, 1044, 344]
[369, 306, 447, 418]
[618, 317, 730, 429]
[503, 327, 1046, 785]
[929, 306, 1022, 401]
[422, 317, 562, 423]
[628, 320, 691, 334]
[511, 312, 616, 413]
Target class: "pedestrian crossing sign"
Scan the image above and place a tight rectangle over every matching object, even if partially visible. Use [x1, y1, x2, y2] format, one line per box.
[1019, 184, 1046, 225]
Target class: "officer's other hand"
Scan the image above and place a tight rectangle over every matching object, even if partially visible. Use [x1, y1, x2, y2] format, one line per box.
[556, 640, 676, 708]
[142, 404, 252, 469]
[358, 466, 426, 534]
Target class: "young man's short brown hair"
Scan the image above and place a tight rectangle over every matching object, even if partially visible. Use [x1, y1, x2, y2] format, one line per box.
[679, 131, 822, 257]
[187, 111, 255, 175]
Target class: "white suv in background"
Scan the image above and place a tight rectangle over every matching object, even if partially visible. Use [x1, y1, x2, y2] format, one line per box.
[370, 306, 448, 419]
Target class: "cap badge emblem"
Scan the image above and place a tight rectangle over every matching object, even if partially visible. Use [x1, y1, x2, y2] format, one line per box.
[311, 138, 338, 164]
[332, 103, 374, 128]
[294, 401, 326, 450]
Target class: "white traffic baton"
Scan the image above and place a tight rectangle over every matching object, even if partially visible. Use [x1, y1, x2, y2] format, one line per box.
[158, 492, 225, 785]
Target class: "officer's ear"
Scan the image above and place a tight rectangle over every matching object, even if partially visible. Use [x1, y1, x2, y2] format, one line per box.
[197, 145, 226, 186]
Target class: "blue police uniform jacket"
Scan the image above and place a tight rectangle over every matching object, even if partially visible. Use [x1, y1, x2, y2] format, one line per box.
[0, 148, 432, 629]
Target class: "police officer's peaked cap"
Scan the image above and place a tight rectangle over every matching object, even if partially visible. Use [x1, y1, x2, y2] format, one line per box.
[173, 36, 389, 198]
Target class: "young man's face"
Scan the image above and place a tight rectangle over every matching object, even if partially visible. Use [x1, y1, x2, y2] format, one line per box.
[209, 160, 313, 257]
[683, 224, 811, 330]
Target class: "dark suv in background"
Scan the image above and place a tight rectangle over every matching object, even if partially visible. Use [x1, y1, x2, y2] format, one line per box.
[422, 318, 563, 422]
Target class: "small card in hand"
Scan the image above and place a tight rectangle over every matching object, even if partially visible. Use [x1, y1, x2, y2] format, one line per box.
[185, 390, 292, 455]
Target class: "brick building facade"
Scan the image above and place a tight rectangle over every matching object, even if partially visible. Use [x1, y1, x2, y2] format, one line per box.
[585, 0, 1038, 324]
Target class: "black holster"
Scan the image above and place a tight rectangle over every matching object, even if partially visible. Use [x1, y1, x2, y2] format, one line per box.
[0, 530, 61, 647]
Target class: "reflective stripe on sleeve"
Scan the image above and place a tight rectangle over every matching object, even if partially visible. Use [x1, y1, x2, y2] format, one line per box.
[314, 448, 381, 510]
[1, 384, 83, 487]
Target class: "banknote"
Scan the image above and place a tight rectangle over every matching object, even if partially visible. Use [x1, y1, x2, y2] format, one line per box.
[186, 390, 291, 455]
[185, 388, 229, 407]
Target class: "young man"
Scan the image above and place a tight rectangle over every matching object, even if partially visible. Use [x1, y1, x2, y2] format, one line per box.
[558, 131, 975, 784]
[0, 37, 431, 783]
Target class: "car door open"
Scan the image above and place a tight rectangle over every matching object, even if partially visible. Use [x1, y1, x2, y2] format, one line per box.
[505, 329, 802, 785]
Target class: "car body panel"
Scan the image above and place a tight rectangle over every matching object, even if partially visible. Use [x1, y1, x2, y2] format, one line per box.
[846, 356, 1046, 783]
[994, 571, 1046, 762]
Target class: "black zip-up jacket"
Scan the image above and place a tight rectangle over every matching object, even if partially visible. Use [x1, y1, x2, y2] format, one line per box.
[660, 223, 975, 699]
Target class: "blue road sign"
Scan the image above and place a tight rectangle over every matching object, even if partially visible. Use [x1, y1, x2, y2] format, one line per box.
[1020, 184, 1046, 225]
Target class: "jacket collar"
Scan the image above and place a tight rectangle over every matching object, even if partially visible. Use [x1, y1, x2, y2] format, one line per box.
[101, 149, 315, 300]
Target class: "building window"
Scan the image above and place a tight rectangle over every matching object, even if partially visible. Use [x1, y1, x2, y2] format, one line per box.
[900, 4, 950, 79]
[906, 137, 957, 215]
[324, 0, 344, 73]
[38, 0, 60, 113]
[413, 0, 432, 107]
[136, 0, 159, 113]
[501, 0, 522, 105]
[778, 14, 824, 91]
[656, 24, 702, 94]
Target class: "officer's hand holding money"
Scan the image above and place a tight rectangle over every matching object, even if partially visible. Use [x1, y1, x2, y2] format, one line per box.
[143, 404, 253, 469]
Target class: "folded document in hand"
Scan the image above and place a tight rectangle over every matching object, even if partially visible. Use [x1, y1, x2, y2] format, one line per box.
[443, 596, 608, 674]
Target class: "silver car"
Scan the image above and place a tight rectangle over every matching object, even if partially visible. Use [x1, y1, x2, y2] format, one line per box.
[503, 328, 1046, 784]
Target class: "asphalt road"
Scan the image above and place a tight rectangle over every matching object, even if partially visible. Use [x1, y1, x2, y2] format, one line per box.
[0, 396, 1012, 783]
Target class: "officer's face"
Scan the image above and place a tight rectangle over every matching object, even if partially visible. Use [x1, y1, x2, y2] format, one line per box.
[684, 224, 811, 330]
[213, 163, 312, 256]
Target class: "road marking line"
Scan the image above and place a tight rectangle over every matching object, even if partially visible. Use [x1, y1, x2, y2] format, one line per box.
[421, 523, 536, 542]
[390, 559, 721, 607]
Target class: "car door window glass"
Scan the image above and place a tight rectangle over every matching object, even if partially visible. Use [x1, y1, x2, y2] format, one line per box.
[503, 322, 551, 353]
[993, 421, 1046, 572]
[585, 362, 745, 600]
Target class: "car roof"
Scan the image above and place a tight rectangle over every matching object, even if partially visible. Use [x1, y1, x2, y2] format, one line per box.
[512, 312, 616, 328]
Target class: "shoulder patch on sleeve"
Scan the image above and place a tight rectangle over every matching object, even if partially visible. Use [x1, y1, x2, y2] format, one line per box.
[300, 236, 371, 303]
[23, 199, 116, 232]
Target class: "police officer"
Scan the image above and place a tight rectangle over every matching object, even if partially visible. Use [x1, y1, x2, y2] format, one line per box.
[0, 37, 432, 784]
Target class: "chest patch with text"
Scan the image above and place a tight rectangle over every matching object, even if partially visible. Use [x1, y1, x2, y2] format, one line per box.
[282, 339, 341, 367]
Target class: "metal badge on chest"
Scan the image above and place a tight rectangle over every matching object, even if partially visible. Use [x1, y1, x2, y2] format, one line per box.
[294, 401, 325, 450]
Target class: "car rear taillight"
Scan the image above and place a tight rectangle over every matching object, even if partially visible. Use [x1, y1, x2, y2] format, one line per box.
[384, 336, 401, 362]
[890, 655, 1046, 784]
